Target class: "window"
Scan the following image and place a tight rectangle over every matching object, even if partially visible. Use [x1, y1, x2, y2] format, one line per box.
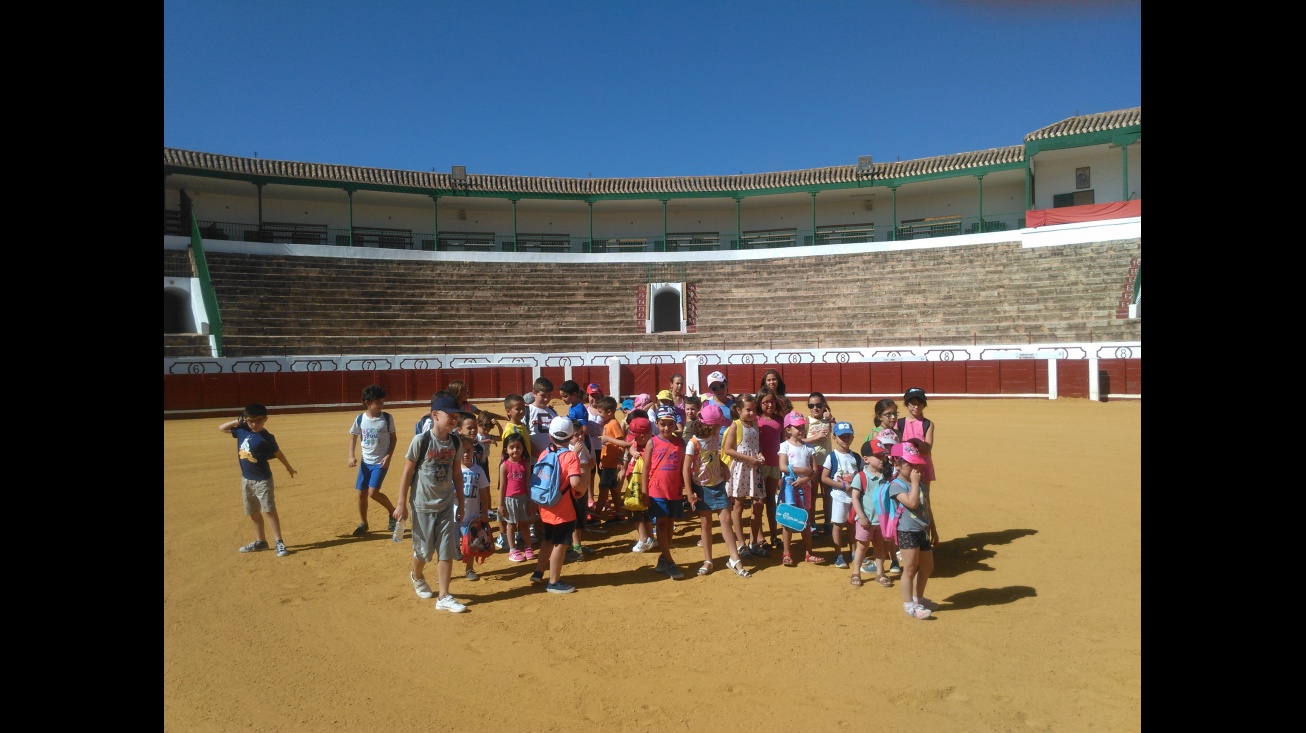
[1053, 190, 1095, 208]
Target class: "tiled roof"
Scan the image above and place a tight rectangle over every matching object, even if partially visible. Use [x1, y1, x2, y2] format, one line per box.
[1025, 107, 1141, 142]
[164, 107, 1136, 196]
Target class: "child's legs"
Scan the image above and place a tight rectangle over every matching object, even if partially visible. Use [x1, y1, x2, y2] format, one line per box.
[749, 500, 764, 545]
[852, 538, 868, 571]
[247, 511, 266, 541]
[367, 486, 396, 514]
[698, 511, 713, 561]
[781, 526, 793, 555]
[717, 507, 741, 561]
[872, 527, 888, 569]
[656, 515, 673, 560]
[915, 546, 934, 598]
[505, 521, 519, 551]
[356, 490, 370, 522]
[263, 510, 283, 542]
[831, 523, 844, 553]
[572, 495, 586, 547]
[898, 542, 923, 604]
[729, 499, 745, 548]
[764, 475, 778, 539]
[638, 515, 651, 542]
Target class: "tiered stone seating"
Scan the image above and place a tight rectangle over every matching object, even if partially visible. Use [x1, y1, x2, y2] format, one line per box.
[201, 239, 1141, 357]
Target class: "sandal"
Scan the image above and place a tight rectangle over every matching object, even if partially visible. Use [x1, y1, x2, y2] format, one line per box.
[751, 543, 771, 558]
[738, 544, 754, 559]
[849, 574, 864, 587]
[727, 558, 751, 577]
[805, 554, 827, 565]
[697, 561, 713, 576]
[875, 575, 894, 588]
[782, 553, 795, 567]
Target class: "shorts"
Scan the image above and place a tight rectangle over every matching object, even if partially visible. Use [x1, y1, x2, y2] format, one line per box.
[573, 495, 588, 528]
[854, 521, 884, 544]
[241, 478, 276, 514]
[896, 529, 932, 552]
[829, 490, 852, 524]
[599, 468, 621, 490]
[411, 504, 458, 563]
[646, 496, 686, 520]
[500, 495, 530, 524]
[355, 462, 387, 491]
[760, 465, 782, 481]
[541, 519, 575, 545]
[690, 481, 728, 512]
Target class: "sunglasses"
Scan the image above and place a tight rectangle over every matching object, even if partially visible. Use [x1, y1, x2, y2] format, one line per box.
[807, 402, 826, 409]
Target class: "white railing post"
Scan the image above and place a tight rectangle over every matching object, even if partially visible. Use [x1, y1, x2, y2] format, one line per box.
[607, 357, 622, 400]
[1088, 356, 1100, 402]
[1047, 357, 1058, 400]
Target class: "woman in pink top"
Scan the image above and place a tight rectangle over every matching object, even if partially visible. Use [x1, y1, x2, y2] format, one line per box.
[756, 386, 784, 549]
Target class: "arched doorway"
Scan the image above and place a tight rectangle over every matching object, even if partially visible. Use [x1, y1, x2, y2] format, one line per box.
[652, 290, 682, 333]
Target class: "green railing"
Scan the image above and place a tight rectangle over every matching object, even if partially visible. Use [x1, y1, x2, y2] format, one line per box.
[177, 211, 1029, 254]
[188, 214, 223, 357]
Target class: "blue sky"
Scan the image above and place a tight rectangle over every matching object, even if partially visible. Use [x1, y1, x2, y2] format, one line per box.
[163, 1, 1140, 179]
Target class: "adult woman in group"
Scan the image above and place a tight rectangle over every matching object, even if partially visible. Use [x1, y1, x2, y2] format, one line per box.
[758, 369, 792, 415]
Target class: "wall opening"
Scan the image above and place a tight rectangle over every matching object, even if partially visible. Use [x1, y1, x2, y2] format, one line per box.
[164, 289, 195, 333]
[652, 290, 682, 333]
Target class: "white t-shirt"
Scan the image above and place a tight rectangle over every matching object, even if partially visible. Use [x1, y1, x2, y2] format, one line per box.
[777, 440, 814, 477]
[349, 411, 396, 466]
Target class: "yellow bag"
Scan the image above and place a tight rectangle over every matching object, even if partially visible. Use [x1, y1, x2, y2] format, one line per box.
[623, 454, 648, 512]
[720, 419, 743, 469]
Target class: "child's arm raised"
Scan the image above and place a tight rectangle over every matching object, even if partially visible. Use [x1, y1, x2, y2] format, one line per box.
[218, 417, 242, 434]
[895, 470, 923, 510]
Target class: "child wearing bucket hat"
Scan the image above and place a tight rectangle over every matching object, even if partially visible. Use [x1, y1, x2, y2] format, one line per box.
[777, 411, 822, 566]
[889, 440, 939, 619]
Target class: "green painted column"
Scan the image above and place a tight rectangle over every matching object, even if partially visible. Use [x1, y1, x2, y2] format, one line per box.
[1025, 161, 1034, 211]
[810, 191, 817, 245]
[256, 182, 264, 227]
[891, 187, 898, 241]
[661, 200, 667, 252]
[431, 195, 439, 251]
[511, 199, 518, 251]
[735, 198, 741, 250]
[347, 190, 354, 247]
[587, 201, 594, 253]
[977, 175, 984, 229]
[1121, 143, 1129, 200]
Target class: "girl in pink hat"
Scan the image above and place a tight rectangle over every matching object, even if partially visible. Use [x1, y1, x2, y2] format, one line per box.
[889, 440, 939, 619]
[778, 411, 822, 566]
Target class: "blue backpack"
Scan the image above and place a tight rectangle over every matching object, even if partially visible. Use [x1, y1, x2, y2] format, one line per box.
[529, 445, 568, 507]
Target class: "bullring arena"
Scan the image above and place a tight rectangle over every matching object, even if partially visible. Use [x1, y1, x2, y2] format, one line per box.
[164, 108, 1141, 731]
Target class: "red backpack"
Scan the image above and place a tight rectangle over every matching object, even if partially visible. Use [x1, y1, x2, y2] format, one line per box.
[460, 519, 495, 564]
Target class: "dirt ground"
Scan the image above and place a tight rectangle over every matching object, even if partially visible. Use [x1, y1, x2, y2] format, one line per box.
[163, 397, 1141, 732]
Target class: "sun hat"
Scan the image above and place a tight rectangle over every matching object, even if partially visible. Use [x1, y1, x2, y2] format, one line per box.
[833, 421, 855, 437]
[586, 383, 603, 395]
[707, 371, 727, 388]
[430, 393, 467, 415]
[548, 415, 575, 440]
[657, 389, 675, 402]
[783, 411, 807, 428]
[875, 427, 899, 445]
[699, 402, 730, 427]
[655, 406, 678, 422]
[626, 416, 652, 438]
[891, 440, 926, 465]
[904, 387, 928, 406]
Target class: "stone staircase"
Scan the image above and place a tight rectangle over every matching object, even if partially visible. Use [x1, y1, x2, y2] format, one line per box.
[198, 238, 1141, 357]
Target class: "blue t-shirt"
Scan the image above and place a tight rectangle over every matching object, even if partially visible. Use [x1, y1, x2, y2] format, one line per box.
[888, 477, 931, 533]
[231, 426, 279, 481]
[568, 403, 589, 433]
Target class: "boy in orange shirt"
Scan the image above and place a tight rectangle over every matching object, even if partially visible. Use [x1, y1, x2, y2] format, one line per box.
[528, 416, 586, 594]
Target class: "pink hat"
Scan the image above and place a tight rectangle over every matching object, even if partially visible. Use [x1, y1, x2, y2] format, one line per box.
[633, 393, 653, 410]
[699, 402, 730, 427]
[890, 440, 926, 465]
[875, 427, 899, 445]
[783, 411, 807, 428]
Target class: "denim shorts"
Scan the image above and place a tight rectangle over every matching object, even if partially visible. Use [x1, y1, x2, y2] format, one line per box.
[646, 496, 686, 520]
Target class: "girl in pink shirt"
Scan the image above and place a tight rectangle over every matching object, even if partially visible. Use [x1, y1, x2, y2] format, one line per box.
[756, 387, 785, 549]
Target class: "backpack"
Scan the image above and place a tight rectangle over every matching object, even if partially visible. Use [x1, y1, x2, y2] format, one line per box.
[876, 477, 904, 539]
[622, 453, 648, 512]
[460, 519, 495, 564]
[355, 411, 394, 433]
[410, 431, 459, 490]
[895, 417, 931, 441]
[529, 445, 569, 508]
[720, 419, 744, 468]
[415, 414, 431, 435]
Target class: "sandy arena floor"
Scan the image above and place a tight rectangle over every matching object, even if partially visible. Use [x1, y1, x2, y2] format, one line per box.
[164, 397, 1141, 732]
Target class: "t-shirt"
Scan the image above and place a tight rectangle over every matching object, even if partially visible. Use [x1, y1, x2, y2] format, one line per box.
[350, 411, 395, 466]
[404, 431, 461, 513]
[822, 450, 863, 486]
[231, 426, 279, 481]
[460, 462, 489, 499]
[850, 469, 887, 524]
[600, 419, 626, 468]
[889, 477, 931, 532]
[686, 431, 726, 487]
[527, 403, 558, 455]
[757, 415, 782, 466]
[537, 445, 581, 525]
[646, 434, 686, 500]
[586, 405, 605, 453]
[502, 458, 528, 498]
[777, 441, 814, 478]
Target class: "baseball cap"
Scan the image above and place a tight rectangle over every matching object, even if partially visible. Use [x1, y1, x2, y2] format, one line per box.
[904, 387, 928, 406]
[586, 383, 603, 395]
[834, 421, 855, 437]
[655, 406, 678, 422]
[657, 389, 675, 402]
[548, 415, 575, 440]
[699, 402, 729, 427]
[875, 427, 899, 445]
[707, 371, 727, 388]
[626, 416, 652, 437]
[783, 411, 807, 428]
[864, 438, 888, 456]
[891, 440, 926, 465]
[430, 393, 467, 415]
[633, 393, 653, 410]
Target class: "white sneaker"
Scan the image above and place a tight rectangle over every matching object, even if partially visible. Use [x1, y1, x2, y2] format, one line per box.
[435, 594, 467, 613]
[410, 572, 434, 599]
[631, 538, 650, 553]
[905, 602, 931, 620]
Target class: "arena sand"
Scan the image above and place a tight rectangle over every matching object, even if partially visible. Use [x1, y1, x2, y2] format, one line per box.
[164, 397, 1140, 732]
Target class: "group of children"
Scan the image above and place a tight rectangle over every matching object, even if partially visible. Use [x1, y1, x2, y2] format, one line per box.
[221, 375, 940, 619]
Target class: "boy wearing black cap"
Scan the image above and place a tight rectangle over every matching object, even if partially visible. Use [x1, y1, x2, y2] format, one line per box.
[395, 391, 467, 613]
